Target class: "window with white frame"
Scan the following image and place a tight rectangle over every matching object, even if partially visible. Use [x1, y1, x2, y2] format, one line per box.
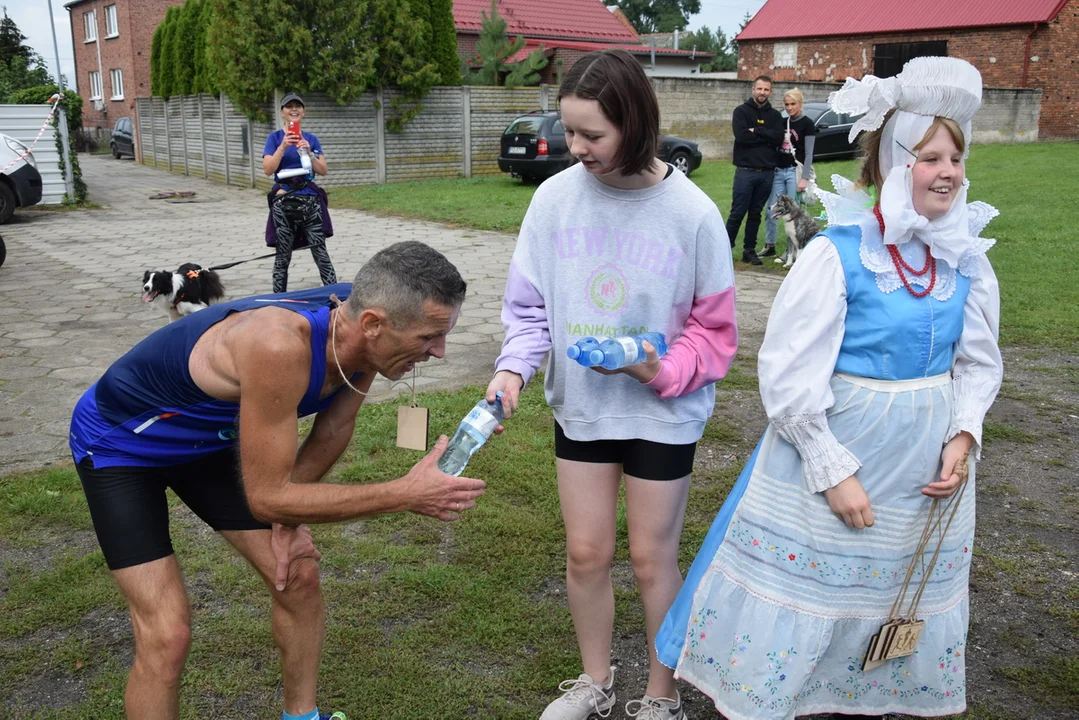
[84, 10, 97, 42]
[110, 69, 124, 99]
[773, 41, 797, 69]
[89, 71, 103, 100]
[105, 5, 118, 37]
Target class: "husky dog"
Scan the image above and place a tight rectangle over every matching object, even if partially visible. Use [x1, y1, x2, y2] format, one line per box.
[769, 194, 820, 268]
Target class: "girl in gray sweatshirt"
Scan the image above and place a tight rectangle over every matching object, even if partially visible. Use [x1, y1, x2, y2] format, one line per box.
[485, 49, 738, 720]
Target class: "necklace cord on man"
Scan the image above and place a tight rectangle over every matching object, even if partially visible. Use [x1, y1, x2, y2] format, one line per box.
[329, 294, 417, 404]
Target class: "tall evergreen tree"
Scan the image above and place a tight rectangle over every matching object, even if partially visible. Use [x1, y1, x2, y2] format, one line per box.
[616, 0, 701, 33]
[428, 0, 459, 85]
[204, 0, 442, 123]
[0, 9, 52, 101]
[687, 25, 736, 72]
[157, 6, 181, 98]
[150, 22, 164, 95]
[368, 0, 440, 128]
[462, 0, 548, 87]
[172, 0, 200, 96]
[504, 48, 548, 88]
[192, 0, 216, 94]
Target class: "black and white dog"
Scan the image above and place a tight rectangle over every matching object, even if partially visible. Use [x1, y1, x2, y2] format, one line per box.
[141, 263, 225, 321]
[769, 194, 821, 268]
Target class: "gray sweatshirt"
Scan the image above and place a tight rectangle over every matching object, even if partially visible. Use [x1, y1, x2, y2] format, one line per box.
[495, 163, 739, 445]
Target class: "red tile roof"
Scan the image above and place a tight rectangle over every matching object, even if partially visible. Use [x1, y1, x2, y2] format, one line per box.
[737, 0, 1070, 41]
[453, 0, 639, 43]
[501, 39, 712, 65]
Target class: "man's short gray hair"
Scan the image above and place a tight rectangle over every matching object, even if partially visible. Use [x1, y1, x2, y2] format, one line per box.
[347, 242, 467, 327]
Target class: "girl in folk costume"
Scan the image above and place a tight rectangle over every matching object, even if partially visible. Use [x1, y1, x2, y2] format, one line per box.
[487, 49, 737, 720]
[653, 56, 1003, 720]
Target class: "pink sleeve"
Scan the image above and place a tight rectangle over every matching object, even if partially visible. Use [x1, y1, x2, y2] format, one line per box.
[494, 261, 550, 386]
[645, 287, 738, 399]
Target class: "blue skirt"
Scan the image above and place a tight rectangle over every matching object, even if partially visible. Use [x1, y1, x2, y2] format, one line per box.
[656, 373, 974, 719]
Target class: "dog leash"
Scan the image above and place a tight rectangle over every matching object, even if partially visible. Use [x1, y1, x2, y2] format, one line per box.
[205, 252, 278, 272]
[168, 252, 275, 308]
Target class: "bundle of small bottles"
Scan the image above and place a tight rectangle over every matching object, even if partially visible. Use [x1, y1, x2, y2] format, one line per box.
[565, 332, 668, 370]
[437, 333, 668, 477]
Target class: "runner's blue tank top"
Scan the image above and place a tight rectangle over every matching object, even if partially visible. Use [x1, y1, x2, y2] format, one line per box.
[70, 283, 357, 468]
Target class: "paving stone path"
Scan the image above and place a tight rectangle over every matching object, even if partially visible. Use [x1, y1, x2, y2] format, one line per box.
[0, 156, 781, 474]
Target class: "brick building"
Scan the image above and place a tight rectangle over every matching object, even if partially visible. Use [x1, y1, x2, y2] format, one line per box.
[734, 0, 1077, 139]
[65, 0, 185, 133]
[453, 0, 710, 83]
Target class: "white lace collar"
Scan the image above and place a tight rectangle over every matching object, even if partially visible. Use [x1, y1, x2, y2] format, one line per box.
[818, 174, 998, 301]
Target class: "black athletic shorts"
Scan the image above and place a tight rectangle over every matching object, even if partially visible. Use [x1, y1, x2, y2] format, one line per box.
[76, 449, 269, 570]
[554, 422, 697, 481]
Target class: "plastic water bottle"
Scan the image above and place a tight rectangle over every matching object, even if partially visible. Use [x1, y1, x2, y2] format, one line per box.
[566, 336, 607, 366]
[438, 392, 505, 476]
[588, 332, 668, 371]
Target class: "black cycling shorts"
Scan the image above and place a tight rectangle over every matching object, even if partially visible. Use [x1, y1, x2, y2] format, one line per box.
[554, 422, 697, 481]
[76, 449, 269, 570]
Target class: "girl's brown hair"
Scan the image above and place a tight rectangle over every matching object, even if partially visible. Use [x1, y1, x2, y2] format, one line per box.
[857, 113, 966, 190]
[558, 49, 660, 176]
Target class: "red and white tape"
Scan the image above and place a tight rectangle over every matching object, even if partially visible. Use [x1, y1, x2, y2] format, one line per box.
[1, 93, 64, 175]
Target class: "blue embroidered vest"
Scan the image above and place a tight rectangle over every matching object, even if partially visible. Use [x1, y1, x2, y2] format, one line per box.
[826, 224, 969, 380]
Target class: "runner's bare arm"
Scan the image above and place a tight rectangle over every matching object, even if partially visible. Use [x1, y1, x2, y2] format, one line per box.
[237, 330, 485, 524]
[291, 374, 372, 484]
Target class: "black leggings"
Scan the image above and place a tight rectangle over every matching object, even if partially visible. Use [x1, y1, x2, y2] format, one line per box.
[76, 450, 269, 570]
[553, 422, 696, 480]
[271, 193, 337, 293]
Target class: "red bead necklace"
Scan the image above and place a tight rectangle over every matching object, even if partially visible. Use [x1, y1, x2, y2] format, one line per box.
[873, 204, 936, 298]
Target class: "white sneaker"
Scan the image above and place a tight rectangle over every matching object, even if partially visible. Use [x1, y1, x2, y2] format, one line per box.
[624, 693, 686, 720]
[539, 666, 617, 720]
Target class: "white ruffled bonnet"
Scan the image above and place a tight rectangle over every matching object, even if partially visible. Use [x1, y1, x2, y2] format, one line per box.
[827, 57, 994, 273]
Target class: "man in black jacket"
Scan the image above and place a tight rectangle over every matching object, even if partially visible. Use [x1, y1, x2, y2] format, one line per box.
[726, 76, 783, 265]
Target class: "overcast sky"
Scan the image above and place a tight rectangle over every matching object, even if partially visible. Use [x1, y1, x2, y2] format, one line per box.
[8, 0, 77, 91]
[688, 0, 767, 39]
[10, 0, 769, 98]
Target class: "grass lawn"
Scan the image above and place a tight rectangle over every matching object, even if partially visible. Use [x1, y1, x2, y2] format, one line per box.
[3, 363, 1075, 719]
[332, 142, 1079, 349]
[0, 377, 752, 719]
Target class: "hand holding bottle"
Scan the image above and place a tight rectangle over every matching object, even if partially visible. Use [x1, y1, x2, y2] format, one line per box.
[399, 435, 486, 521]
[486, 370, 523, 420]
[590, 340, 662, 383]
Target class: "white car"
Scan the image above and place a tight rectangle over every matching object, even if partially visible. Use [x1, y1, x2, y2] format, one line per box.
[0, 133, 43, 224]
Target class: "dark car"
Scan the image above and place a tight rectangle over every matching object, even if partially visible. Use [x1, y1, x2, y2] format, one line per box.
[796, 102, 867, 161]
[110, 117, 135, 158]
[498, 110, 703, 182]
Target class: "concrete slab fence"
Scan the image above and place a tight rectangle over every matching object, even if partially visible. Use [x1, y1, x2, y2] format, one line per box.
[134, 79, 1041, 189]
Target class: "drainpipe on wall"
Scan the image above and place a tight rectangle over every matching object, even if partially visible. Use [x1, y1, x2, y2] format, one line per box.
[94, 8, 106, 129]
[1021, 22, 1041, 88]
